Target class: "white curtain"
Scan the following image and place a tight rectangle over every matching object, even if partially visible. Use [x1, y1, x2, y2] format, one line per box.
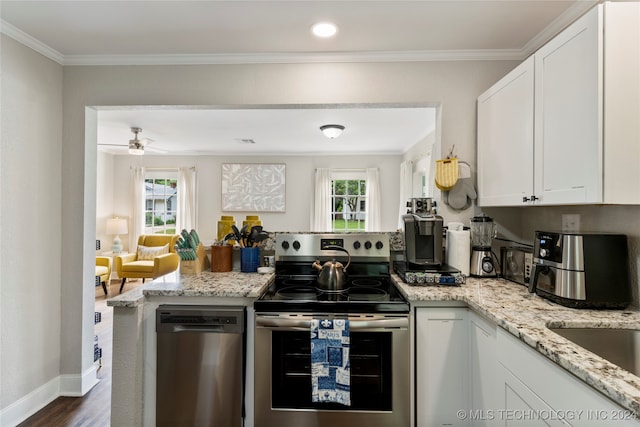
[177, 166, 197, 232]
[312, 168, 332, 231]
[365, 168, 381, 231]
[398, 160, 413, 229]
[129, 166, 145, 251]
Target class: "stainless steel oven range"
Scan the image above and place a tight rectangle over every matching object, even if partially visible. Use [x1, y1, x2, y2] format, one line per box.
[254, 233, 410, 427]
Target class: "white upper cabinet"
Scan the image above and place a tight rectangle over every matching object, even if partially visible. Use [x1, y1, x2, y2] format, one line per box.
[477, 2, 640, 206]
[602, 3, 640, 204]
[477, 57, 534, 206]
[534, 6, 601, 205]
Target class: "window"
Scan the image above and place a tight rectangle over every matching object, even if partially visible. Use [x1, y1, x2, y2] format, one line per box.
[331, 174, 367, 231]
[313, 168, 379, 232]
[144, 171, 178, 235]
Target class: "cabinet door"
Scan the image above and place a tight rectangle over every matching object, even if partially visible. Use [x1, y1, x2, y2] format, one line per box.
[501, 367, 568, 427]
[534, 6, 602, 205]
[469, 312, 501, 426]
[477, 57, 534, 206]
[603, 2, 640, 204]
[416, 308, 469, 427]
[497, 328, 640, 427]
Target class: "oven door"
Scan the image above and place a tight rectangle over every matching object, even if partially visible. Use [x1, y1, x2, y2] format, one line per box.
[254, 313, 410, 427]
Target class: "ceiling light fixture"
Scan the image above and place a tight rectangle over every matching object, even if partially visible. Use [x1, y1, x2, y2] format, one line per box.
[311, 22, 338, 38]
[128, 127, 145, 155]
[320, 124, 345, 139]
[128, 140, 144, 155]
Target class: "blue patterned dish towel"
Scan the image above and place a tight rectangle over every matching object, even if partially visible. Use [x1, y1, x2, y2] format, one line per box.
[310, 318, 350, 406]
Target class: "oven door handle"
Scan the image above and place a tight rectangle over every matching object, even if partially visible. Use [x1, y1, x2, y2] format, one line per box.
[255, 317, 408, 330]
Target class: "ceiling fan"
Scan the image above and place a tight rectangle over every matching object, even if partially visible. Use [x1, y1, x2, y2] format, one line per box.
[98, 127, 167, 155]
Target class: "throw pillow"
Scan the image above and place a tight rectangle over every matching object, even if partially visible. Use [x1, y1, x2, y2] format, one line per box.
[137, 244, 169, 261]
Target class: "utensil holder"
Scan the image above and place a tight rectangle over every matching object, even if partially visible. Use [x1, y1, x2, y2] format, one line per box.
[240, 247, 260, 273]
[211, 245, 233, 272]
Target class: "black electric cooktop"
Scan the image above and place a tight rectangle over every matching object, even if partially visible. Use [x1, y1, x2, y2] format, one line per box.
[254, 262, 410, 314]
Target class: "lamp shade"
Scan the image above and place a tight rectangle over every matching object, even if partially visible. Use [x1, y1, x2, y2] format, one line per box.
[106, 218, 128, 235]
[320, 124, 345, 139]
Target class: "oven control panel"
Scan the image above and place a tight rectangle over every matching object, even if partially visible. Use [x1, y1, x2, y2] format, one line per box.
[276, 233, 390, 259]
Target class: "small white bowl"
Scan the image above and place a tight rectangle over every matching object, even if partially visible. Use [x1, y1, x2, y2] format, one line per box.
[257, 266, 275, 274]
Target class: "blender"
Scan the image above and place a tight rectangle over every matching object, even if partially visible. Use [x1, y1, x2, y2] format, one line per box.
[469, 215, 498, 277]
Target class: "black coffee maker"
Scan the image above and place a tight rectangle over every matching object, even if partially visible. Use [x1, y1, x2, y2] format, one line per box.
[402, 212, 443, 269]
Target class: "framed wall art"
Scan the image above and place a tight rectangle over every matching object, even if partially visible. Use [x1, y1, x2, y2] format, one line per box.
[221, 163, 286, 212]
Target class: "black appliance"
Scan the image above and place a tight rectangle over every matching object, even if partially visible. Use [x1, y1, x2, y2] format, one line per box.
[254, 233, 410, 427]
[530, 231, 631, 309]
[402, 213, 443, 268]
[395, 210, 465, 285]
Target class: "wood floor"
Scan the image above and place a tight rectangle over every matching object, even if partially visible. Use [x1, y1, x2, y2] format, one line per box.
[18, 280, 143, 427]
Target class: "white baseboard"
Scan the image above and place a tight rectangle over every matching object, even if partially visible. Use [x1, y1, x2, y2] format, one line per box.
[0, 367, 98, 426]
[0, 377, 59, 427]
[59, 365, 99, 396]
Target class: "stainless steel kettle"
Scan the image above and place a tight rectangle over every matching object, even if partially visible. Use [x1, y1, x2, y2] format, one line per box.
[311, 245, 351, 291]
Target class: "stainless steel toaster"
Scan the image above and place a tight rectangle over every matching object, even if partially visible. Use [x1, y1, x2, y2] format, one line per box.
[500, 246, 533, 286]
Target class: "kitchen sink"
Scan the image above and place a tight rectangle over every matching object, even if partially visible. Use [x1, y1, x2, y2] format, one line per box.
[548, 327, 640, 376]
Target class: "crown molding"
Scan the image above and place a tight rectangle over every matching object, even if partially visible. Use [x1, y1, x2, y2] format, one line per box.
[1, 20, 525, 66]
[62, 49, 525, 66]
[5, 0, 598, 68]
[0, 20, 65, 64]
[520, 0, 599, 58]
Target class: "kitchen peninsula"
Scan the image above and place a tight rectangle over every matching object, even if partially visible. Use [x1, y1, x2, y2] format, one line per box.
[108, 270, 640, 426]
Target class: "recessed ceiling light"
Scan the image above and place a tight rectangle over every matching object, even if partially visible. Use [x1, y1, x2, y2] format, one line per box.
[311, 22, 338, 38]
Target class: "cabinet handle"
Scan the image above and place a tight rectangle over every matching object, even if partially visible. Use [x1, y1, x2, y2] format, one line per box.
[522, 196, 530, 202]
[531, 195, 539, 201]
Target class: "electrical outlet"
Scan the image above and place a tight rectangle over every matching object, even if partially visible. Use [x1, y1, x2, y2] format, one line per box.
[562, 214, 581, 232]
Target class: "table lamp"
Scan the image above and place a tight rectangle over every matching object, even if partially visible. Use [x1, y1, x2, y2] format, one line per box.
[106, 217, 128, 254]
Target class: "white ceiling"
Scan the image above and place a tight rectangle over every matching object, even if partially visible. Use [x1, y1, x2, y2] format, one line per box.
[97, 105, 437, 155]
[0, 0, 596, 155]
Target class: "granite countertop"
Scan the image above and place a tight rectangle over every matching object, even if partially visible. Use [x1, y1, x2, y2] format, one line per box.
[395, 276, 640, 415]
[107, 270, 640, 414]
[106, 271, 274, 308]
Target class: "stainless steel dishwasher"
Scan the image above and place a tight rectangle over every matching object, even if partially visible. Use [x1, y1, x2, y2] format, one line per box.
[156, 305, 246, 427]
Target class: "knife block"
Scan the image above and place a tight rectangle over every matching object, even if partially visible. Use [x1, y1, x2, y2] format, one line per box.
[180, 243, 210, 274]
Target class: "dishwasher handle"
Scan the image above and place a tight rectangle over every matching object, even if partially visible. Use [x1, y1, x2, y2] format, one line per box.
[157, 322, 244, 334]
[156, 305, 246, 334]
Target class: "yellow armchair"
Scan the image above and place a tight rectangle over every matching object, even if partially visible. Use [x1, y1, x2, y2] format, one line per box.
[95, 256, 112, 295]
[116, 234, 180, 293]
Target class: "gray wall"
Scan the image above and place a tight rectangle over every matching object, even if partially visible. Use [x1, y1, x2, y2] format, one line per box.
[1, 35, 63, 411]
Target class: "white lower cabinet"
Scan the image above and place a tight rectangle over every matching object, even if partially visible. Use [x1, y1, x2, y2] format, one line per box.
[469, 311, 501, 426]
[415, 309, 640, 427]
[497, 328, 640, 427]
[416, 307, 469, 426]
[501, 366, 566, 427]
